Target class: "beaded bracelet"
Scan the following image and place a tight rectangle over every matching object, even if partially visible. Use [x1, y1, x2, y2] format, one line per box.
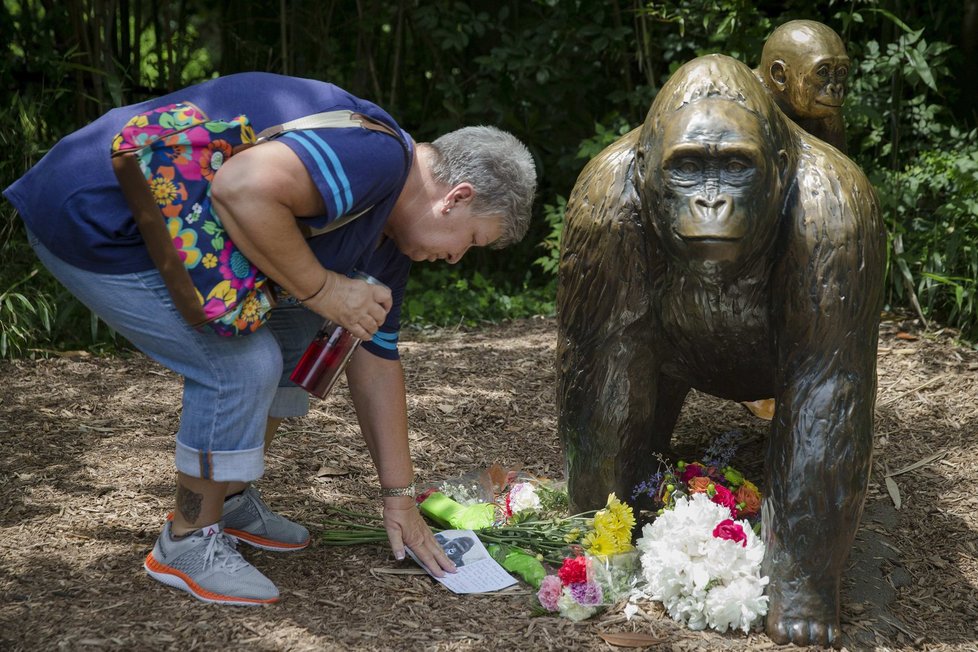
[380, 483, 416, 498]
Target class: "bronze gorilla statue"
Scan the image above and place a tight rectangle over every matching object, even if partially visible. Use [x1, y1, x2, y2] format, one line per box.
[556, 54, 885, 647]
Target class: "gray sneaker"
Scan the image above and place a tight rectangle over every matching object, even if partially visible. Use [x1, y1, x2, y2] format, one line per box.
[144, 521, 279, 605]
[223, 486, 310, 552]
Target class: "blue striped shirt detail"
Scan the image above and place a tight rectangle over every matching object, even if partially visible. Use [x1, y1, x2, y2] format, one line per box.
[304, 131, 354, 213]
[280, 132, 347, 214]
[371, 330, 399, 350]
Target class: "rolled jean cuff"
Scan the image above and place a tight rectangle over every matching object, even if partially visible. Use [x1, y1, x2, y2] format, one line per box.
[175, 441, 265, 482]
[269, 386, 310, 418]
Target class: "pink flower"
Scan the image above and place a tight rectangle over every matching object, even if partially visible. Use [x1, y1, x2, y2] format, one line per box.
[537, 575, 562, 611]
[218, 241, 256, 292]
[710, 483, 738, 517]
[680, 462, 707, 484]
[202, 296, 230, 320]
[557, 556, 588, 586]
[712, 518, 747, 547]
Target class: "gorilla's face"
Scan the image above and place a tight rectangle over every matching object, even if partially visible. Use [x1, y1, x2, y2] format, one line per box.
[786, 50, 849, 120]
[650, 98, 784, 267]
[443, 541, 466, 562]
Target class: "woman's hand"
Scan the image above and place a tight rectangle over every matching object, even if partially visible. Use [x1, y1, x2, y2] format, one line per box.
[382, 496, 456, 577]
[305, 271, 392, 340]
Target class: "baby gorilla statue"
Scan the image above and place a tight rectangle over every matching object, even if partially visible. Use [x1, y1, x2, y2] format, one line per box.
[556, 54, 885, 647]
[755, 19, 851, 152]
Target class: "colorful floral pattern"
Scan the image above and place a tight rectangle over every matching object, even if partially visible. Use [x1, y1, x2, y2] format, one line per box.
[112, 102, 268, 336]
[166, 217, 202, 269]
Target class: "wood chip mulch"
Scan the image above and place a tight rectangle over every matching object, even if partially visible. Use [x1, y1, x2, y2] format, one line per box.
[1, 316, 976, 651]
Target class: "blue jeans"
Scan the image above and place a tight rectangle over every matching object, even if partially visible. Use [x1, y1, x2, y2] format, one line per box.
[28, 229, 323, 482]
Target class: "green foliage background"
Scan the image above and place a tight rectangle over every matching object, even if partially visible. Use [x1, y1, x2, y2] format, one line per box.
[2, 0, 977, 355]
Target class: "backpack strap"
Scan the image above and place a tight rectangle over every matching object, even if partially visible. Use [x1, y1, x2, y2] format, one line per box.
[255, 110, 403, 143]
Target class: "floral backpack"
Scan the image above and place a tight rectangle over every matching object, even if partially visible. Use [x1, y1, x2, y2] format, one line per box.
[110, 101, 403, 336]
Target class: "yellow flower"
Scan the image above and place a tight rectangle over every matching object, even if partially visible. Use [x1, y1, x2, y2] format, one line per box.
[240, 122, 256, 144]
[206, 280, 237, 306]
[582, 529, 618, 556]
[240, 294, 260, 320]
[605, 493, 636, 532]
[126, 114, 149, 128]
[586, 493, 636, 556]
[151, 175, 179, 206]
[202, 253, 218, 269]
[166, 217, 201, 268]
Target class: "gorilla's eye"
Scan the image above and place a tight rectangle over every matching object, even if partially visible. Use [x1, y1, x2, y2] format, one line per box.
[815, 64, 830, 79]
[725, 159, 750, 174]
[836, 66, 849, 81]
[675, 159, 700, 175]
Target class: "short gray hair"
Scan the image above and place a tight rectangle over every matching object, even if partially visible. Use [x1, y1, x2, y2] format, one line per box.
[427, 126, 537, 248]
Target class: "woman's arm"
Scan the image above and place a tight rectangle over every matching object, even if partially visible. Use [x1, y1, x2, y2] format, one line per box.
[344, 347, 456, 576]
[211, 141, 390, 339]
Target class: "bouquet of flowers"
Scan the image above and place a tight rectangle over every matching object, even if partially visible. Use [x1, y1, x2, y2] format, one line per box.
[631, 430, 762, 528]
[632, 492, 768, 633]
[624, 432, 769, 633]
[321, 469, 611, 568]
[535, 494, 639, 620]
[537, 556, 606, 621]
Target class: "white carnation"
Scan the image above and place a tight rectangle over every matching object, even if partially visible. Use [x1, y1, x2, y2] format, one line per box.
[705, 575, 770, 633]
[507, 482, 542, 513]
[635, 493, 768, 634]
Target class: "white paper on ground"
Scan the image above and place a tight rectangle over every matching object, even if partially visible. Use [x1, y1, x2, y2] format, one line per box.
[406, 529, 517, 594]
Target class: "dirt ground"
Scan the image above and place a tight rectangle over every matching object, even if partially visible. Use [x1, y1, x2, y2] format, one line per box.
[1, 316, 976, 652]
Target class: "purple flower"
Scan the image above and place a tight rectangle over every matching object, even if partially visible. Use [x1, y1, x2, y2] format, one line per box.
[632, 470, 664, 501]
[703, 429, 743, 469]
[569, 580, 603, 607]
[537, 575, 562, 611]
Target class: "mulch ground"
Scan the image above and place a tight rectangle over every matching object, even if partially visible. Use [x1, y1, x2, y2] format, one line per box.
[1, 316, 976, 651]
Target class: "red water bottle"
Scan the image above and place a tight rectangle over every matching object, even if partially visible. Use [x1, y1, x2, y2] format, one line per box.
[289, 272, 387, 399]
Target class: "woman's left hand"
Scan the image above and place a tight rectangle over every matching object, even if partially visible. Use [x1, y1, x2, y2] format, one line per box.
[382, 496, 456, 576]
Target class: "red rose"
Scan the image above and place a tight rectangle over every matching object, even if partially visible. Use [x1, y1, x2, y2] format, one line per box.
[711, 484, 738, 517]
[712, 519, 747, 547]
[680, 462, 707, 484]
[557, 555, 588, 586]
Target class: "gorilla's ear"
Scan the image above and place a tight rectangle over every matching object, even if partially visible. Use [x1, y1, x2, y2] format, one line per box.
[634, 145, 646, 188]
[777, 149, 789, 186]
[769, 60, 788, 90]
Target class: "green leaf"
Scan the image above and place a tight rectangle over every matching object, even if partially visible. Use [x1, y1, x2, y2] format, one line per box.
[865, 8, 915, 34]
[906, 46, 938, 93]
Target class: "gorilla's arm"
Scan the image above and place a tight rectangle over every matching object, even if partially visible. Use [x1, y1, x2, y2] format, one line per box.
[557, 129, 680, 510]
[764, 137, 885, 645]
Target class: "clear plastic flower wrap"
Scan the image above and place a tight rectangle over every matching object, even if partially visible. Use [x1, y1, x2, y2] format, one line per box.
[587, 549, 641, 604]
[416, 468, 497, 506]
